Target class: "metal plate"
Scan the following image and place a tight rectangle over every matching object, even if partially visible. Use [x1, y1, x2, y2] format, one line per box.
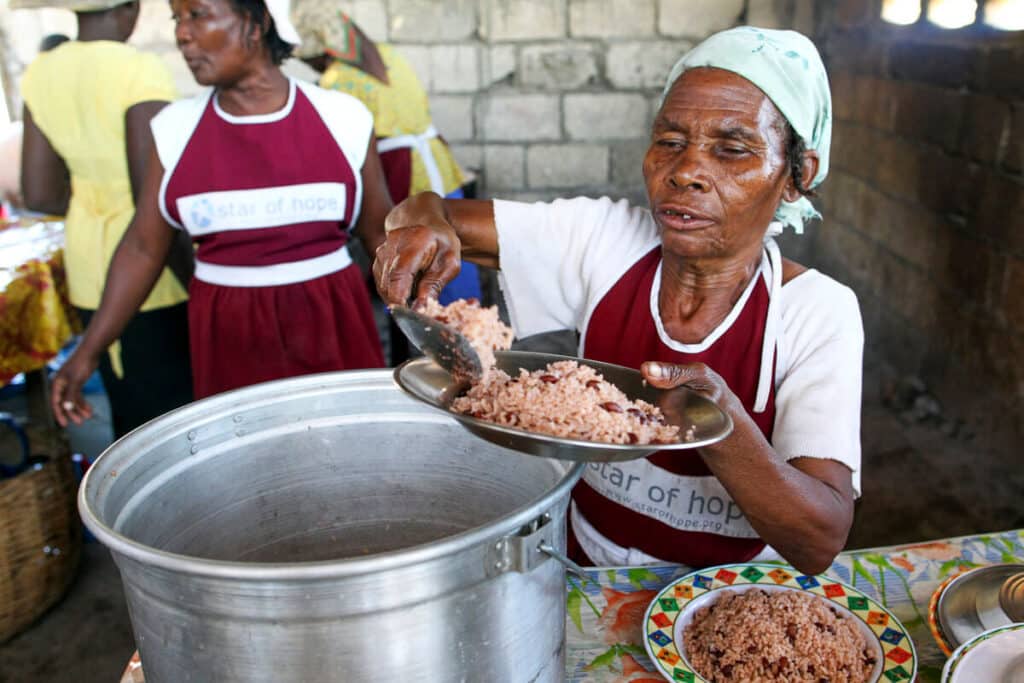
[937, 563, 1024, 649]
[393, 350, 733, 463]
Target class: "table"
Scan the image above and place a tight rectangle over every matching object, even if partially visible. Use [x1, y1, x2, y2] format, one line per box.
[0, 220, 78, 383]
[119, 528, 1024, 683]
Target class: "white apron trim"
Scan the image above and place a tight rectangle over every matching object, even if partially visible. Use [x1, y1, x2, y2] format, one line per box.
[753, 238, 783, 413]
[571, 501, 781, 568]
[193, 245, 352, 287]
[376, 124, 445, 195]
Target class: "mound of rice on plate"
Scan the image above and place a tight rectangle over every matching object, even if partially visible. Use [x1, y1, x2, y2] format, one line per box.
[452, 360, 680, 445]
[420, 298, 681, 445]
[683, 589, 877, 683]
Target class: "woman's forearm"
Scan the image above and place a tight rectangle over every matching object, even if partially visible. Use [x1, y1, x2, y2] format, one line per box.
[699, 415, 854, 574]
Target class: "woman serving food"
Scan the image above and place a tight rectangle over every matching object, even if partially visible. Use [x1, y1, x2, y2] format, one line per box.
[374, 27, 862, 576]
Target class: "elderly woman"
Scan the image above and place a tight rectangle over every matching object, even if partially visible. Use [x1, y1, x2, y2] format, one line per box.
[374, 27, 862, 575]
[52, 0, 392, 424]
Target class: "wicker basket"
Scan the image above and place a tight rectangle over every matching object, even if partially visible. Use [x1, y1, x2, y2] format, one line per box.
[0, 453, 82, 643]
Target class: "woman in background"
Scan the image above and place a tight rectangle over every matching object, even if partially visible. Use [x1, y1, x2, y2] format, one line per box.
[20, 0, 192, 437]
[51, 0, 391, 425]
[291, 4, 480, 362]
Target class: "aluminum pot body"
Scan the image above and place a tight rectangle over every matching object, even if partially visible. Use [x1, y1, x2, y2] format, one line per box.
[80, 370, 583, 682]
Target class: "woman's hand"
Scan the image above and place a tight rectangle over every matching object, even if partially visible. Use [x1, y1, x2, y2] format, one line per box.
[641, 360, 745, 419]
[50, 348, 100, 427]
[373, 192, 463, 307]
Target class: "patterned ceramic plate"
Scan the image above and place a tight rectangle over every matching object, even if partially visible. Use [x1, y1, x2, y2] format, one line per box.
[941, 623, 1024, 682]
[642, 563, 917, 683]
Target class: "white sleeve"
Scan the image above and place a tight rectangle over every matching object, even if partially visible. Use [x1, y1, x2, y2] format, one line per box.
[296, 80, 373, 169]
[150, 91, 212, 230]
[773, 273, 864, 495]
[495, 196, 659, 338]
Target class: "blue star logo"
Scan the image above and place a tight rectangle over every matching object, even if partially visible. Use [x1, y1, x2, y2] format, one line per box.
[190, 198, 214, 230]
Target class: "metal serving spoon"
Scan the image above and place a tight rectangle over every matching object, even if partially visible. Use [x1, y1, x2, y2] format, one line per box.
[390, 305, 484, 382]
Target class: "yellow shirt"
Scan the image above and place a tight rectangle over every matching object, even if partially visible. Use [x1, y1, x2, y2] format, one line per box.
[20, 41, 187, 311]
[319, 44, 464, 196]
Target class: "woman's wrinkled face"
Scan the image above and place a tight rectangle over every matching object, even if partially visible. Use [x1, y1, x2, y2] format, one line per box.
[170, 0, 261, 86]
[644, 67, 792, 261]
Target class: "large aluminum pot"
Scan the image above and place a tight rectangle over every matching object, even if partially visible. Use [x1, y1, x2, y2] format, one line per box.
[80, 370, 584, 682]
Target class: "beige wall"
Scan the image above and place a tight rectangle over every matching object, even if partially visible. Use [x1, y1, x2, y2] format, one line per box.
[0, 0, 814, 201]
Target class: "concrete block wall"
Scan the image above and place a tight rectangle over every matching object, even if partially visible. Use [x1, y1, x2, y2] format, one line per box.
[807, 0, 1024, 443]
[0, 0, 814, 203]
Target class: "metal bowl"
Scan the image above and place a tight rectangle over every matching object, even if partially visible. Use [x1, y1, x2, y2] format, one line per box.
[937, 563, 1024, 650]
[393, 350, 733, 463]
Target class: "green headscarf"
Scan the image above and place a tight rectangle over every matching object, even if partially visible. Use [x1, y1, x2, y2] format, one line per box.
[661, 26, 832, 235]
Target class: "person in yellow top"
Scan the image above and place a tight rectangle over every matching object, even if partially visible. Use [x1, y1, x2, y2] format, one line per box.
[291, 4, 480, 362]
[19, 0, 193, 437]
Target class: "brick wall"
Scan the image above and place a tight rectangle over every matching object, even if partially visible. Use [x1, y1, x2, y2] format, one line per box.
[0, 0, 815, 203]
[805, 0, 1024, 443]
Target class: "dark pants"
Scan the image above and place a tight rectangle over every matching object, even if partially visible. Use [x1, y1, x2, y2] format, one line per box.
[76, 303, 193, 438]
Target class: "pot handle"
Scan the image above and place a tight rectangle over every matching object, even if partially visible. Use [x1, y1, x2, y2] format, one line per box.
[538, 541, 587, 580]
[487, 512, 588, 581]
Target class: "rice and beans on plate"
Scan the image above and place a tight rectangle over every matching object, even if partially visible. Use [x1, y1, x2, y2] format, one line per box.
[419, 298, 681, 445]
[684, 589, 877, 682]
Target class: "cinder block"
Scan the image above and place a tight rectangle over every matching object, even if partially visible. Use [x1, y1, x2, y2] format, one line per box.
[521, 44, 599, 90]
[889, 81, 965, 151]
[1008, 104, 1024, 173]
[961, 94, 1013, 165]
[485, 45, 518, 86]
[565, 93, 650, 140]
[450, 144, 483, 172]
[746, 0, 790, 29]
[609, 140, 650, 191]
[569, 0, 655, 38]
[658, 0, 743, 38]
[430, 44, 480, 93]
[527, 144, 609, 188]
[389, 0, 477, 42]
[478, 94, 561, 141]
[607, 41, 689, 90]
[430, 95, 475, 142]
[484, 145, 526, 190]
[346, 1, 389, 42]
[399, 45, 433, 90]
[480, 0, 566, 41]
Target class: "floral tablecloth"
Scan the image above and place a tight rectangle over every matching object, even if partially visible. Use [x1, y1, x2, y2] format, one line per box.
[120, 528, 1024, 683]
[0, 220, 78, 385]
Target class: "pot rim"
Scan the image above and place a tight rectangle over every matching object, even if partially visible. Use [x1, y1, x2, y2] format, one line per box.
[79, 369, 584, 581]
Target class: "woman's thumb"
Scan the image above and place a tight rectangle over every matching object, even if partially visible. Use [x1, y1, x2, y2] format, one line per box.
[641, 361, 690, 388]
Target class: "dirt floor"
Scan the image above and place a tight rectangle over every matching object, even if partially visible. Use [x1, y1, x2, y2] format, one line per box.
[1, 358, 1021, 683]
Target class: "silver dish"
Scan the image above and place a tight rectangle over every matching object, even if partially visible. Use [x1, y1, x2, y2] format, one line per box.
[937, 563, 1024, 649]
[393, 350, 734, 463]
